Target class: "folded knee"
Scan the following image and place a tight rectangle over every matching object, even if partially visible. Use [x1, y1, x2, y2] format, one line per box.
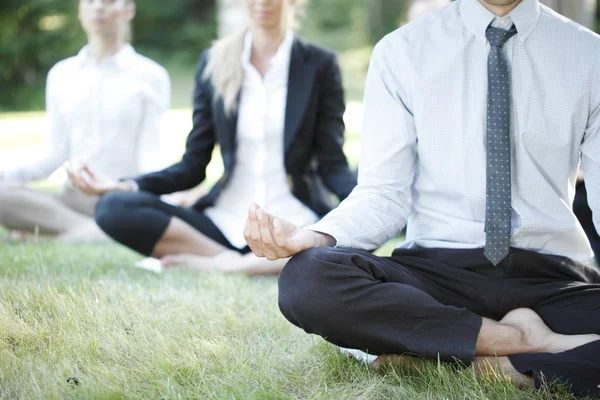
[278, 247, 339, 325]
[94, 191, 139, 232]
[0, 187, 28, 222]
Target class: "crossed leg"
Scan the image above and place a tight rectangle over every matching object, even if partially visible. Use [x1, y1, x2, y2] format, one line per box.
[95, 191, 289, 274]
[277, 247, 600, 396]
[0, 186, 105, 241]
[507, 280, 600, 395]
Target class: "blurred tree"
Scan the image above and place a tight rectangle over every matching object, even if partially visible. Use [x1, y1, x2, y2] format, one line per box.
[367, 0, 408, 43]
[540, 0, 596, 30]
[301, 0, 369, 51]
[133, 0, 216, 64]
[597, 0, 600, 32]
[0, 0, 216, 111]
[0, 0, 82, 110]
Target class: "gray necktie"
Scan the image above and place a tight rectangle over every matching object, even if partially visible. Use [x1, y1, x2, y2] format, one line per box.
[484, 24, 517, 265]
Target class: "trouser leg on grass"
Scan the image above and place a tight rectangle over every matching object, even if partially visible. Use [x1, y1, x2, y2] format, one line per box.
[0, 186, 94, 234]
[95, 191, 237, 256]
[278, 246, 600, 397]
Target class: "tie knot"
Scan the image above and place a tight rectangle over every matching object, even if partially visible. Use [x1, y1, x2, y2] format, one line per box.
[486, 25, 517, 47]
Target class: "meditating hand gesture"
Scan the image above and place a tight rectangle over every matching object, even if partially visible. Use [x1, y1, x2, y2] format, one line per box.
[67, 164, 134, 195]
[243, 203, 335, 260]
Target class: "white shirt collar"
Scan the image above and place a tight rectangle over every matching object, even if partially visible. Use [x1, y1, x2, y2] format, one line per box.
[459, 0, 540, 42]
[491, 15, 514, 30]
[241, 30, 295, 71]
[75, 43, 137, 69]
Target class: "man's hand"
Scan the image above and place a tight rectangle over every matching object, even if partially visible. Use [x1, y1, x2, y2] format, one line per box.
[243, 203, 335, 260]
[67, 164, 133, 195]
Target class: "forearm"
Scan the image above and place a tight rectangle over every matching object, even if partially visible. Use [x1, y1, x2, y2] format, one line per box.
[135, 163, 204, 195]
[2, 153, 66, 185]
[308, 183, 410, 249]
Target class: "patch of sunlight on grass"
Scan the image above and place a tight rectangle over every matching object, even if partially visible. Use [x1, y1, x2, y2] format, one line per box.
[0, 111, 46, 120]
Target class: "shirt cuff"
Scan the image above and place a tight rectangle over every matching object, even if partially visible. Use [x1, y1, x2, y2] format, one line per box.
[305, 219, 354, 248]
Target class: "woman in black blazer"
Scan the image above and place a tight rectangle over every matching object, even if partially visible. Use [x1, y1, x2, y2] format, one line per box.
[68, 0, 356, 274]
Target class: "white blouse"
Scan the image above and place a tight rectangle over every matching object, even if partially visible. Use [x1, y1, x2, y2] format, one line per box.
[2, 44, 170, 185]
[204, 31, 318, 249]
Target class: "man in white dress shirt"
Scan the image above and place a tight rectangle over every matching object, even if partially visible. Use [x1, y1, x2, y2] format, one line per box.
[0, 0, 169, 241]
[244, 0, 600, 396]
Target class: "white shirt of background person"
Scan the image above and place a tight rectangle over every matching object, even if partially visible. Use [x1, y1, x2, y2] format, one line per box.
[0, 44, 170, 188]
[204, 30, 318, 249]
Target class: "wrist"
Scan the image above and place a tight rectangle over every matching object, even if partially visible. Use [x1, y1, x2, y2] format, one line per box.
[313, 231, 336, 247]
[117, 181, 136, 192]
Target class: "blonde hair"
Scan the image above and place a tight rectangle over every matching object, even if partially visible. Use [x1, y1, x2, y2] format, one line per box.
[204, 0, 306, 115]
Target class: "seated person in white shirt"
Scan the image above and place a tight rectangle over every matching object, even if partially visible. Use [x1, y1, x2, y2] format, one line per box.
[67, 0, 357, 275]
[0, 0, 170, 242]
[243, 0, 600, 397]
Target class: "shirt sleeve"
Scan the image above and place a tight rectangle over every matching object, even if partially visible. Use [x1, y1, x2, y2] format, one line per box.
[580, 63, 600, 236]
[136, 66, 171, 174]
[2, 65, 69, 184]
[307, 36, 417, 249]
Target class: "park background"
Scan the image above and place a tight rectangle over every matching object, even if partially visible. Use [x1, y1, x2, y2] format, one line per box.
[1, 1, 600, 399]
[0, 0, 420, 189]
[1, 0, 599, 184]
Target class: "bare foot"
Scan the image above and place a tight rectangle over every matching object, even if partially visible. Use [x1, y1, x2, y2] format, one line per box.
[371, 354, 434, 373]
[472, 356, 534, 389]
[161, 250, 242, 272]
[501, 308, 600, 354]
[372, 353, 535, 390]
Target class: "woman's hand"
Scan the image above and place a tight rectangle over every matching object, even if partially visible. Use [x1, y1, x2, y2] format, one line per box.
[67, 164, 134, 195]
[243, 203, 335, 260]
[161, 187, 207, 207]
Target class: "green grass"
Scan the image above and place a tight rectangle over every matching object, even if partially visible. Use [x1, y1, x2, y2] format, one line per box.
[0, 239, 587, 399]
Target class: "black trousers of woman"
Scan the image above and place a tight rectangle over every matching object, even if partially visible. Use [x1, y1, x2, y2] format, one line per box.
[94, 191, 250, 256]
[278, 246, 600, 397]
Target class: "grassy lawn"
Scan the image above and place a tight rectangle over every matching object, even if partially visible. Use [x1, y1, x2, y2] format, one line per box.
[0, 238, 582, 400]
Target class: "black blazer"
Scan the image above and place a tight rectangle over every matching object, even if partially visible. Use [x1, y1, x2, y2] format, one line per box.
[134, 38, 357, 216]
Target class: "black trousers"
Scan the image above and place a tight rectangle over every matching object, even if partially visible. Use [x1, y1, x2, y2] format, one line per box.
[278, 246, 600, 397]
[95, 191, 250, 256]
[574, 181, 600, 264]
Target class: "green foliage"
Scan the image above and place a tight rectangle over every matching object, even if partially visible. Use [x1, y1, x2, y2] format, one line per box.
[301, 0, 408, 51]
[366, 0, 408, 43]
[0, 1, 83, 111]
[131, 0, 216, 65]
[0, 0, 216, 112]
[597, 3, 600, 34]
